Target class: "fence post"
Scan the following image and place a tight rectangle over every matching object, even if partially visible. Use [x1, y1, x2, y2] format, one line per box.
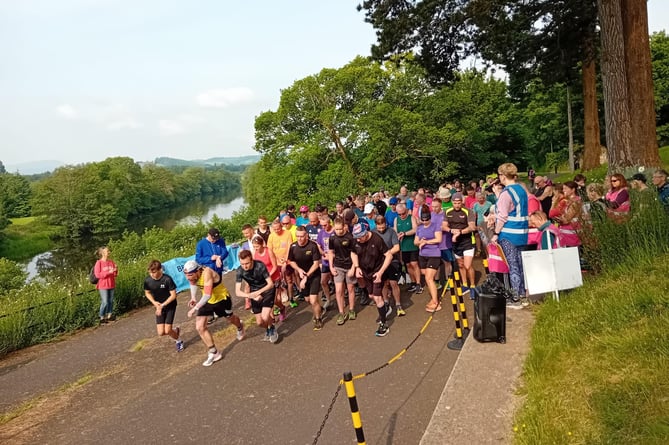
[343, 372, 366, 445]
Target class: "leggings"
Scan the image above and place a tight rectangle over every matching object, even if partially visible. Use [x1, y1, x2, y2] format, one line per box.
[498, 239, 525, 298]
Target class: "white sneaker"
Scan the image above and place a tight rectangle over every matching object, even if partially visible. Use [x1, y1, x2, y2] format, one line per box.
[202, 350, 223, 367]
[236, 325, 246, 341]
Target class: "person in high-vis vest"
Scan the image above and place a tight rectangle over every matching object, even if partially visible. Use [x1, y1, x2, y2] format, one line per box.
[489, 163, 529, 303]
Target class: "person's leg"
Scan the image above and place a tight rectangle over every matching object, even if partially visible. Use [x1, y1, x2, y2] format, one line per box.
[456, 258, 468, 287]
[98, 289, 110, 320]
[389, 280, 401, 307]
[424, 268, 438, 307]
[499, 239, 525, 297]
[105, 289, 115, 319]
[156, 323, 167, 336]
[195, 316, 215, 348]
[464, 254, 475, 288]
[346, 274, 357, 316]
[320, 271, 333, 307]
[408, 261, 421, 291]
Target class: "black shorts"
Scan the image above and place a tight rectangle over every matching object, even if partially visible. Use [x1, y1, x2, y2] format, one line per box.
[251, 289, 276, 314]
[453, 239, 474, 258]
[197, 298, 233, 318]
[419, 256, 441, 270]
[360, 271, 384, 296]
[382, 261, 402, 281]
[156, 302, 177, 325]
[303, 273, 322, 295]
[401, 250, 419, 264]
[321, 264, 331, 274]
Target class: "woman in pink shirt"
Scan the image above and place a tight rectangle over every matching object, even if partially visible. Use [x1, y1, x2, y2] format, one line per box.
[95, 246, 118, 324]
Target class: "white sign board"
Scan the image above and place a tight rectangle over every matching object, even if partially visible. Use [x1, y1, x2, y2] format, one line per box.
[522, 247, 583, 295]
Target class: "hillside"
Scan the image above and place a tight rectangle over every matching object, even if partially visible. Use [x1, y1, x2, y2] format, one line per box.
[154, 155, 259, 167]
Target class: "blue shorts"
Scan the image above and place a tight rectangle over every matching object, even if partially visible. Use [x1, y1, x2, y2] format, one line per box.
[441, 248, 454, 262]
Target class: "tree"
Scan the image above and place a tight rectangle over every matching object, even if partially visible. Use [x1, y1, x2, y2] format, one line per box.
[651, 31, 669, 146]
[0, 173, 31, 218]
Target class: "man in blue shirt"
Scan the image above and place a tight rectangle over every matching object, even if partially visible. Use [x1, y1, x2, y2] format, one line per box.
[196, 227, 229, 278]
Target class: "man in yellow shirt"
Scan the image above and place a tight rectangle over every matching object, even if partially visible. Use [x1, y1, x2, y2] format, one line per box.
[184, 260, 245, 367]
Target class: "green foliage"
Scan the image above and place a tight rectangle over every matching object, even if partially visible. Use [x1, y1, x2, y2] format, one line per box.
[30, 157, 241, 243]
[0, 173, 31, 218]
[0, 258, 27, 295]
[651, 31, 669, 146]
[250, 58, 525, 213]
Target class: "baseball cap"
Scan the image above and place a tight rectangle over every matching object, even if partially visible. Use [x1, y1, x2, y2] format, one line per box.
[389, 197, 399, 205]
[631, 173, 646, 182]
[352, 223, 368, 239]
[452, 193, 464, 201]
[183, 260, 201, 274]
[420, 213, 431, 221]
[299, 205, 309, 213]
[208, 228, 220, 238]
[364, 203, 375, 214]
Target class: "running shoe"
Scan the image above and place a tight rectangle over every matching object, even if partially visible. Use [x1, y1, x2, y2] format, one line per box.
[396, 306, 406, 317]
[313, 318, 323, 331]
[347, 309, 357, 321]
[321, 302, 328, 315]
[336, 312, 348, 326]
[278, 307, 287, 322]
[407, 283, 417, 292]
[436, 282, 443, 290]
[269, 326, 279, 343]
[236, 325, 246, 341]
[176, 339, 184, 352]
[289, 300, 299, 308]
[202, 350, 223, 367]
[262, 330, 270, 341]
[273, 306, 280, 316]
[506, 300, 524, 310]
[385, 302, 392, 317]
[375, 323, 389, 337]
[414, 286, 424, 295]
[461, 286, 471, 295]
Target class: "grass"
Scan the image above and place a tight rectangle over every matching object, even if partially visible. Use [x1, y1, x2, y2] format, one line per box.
[0, 217, 61, 261]
[514, 255, 669, 444]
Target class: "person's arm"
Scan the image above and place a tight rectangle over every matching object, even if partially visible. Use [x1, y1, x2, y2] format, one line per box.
[161, 289, 178, 307]
[373, 251, 394, 283]
[218, 239, 229, 262]
[267, 249, 279, 278]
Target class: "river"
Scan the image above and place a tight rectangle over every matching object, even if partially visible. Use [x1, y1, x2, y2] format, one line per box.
[24, 195, 247, 281]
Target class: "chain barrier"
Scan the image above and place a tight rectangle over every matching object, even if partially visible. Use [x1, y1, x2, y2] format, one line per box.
[312, 382, 342, 445]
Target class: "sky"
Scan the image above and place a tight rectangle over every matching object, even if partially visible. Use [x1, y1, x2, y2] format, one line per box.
[1, 0, 668, 169]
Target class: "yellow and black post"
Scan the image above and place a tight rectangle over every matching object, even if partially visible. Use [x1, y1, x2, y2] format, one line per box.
[447, 275, 466, 350]
[453, 271, 470, 335]
[343, 372, 366, 445]
[482, 258, 489, 274]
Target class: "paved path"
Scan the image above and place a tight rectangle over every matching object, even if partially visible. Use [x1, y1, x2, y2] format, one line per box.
[0, 269, 534, 445]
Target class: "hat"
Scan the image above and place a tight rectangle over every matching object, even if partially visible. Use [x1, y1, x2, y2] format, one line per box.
[452, 193, 464, 201]
[208, 228, 220, 238]
[420, 212, 431, 221]
[631, 173, 647, 183]
[352, 223, 368, 239]
[437, 186, 451, 200]
[299, 205, 309, 213]
[183, 260, 201, 274]
[389, 197, 399, 205]
[364, 203, 375, 214]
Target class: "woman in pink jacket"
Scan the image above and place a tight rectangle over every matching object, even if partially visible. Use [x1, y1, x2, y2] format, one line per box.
[95, 246, 118, 324]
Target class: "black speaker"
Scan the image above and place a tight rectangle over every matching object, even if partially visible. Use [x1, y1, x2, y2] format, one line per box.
[473, 292, 506, 343]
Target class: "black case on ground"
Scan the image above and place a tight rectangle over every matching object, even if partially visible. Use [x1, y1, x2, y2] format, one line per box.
[473, 291, 506, 343]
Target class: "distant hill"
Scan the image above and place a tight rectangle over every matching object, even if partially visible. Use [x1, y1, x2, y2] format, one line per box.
[154, 155, 260, 167]
[5, 160, 63, 175]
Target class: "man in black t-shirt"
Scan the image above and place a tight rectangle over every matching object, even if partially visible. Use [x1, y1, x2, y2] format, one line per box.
[327, 217, 358, 325]
[236, 249, 278, 343]
[351, 223, 393, 337]
[288, 226, 323, 330]
[143, 260, 183, 351]
[444, 194, 478, 293]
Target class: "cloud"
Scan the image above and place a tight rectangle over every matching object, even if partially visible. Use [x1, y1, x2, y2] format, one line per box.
[107, 118, 142, 130]
[196, 87, 254, 108]
[158, 115, 205, 136]
[56, 104, 79, 119]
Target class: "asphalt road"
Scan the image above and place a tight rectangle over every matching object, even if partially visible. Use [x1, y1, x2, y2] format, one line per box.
[1, 274, 472, 445]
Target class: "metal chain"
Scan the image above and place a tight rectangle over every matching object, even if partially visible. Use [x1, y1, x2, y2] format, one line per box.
[312, 383, 342, 445]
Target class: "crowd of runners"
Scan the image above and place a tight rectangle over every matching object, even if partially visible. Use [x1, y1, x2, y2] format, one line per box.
[141, 163, 669, 366]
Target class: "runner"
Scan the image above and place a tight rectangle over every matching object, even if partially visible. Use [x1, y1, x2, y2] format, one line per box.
[351, 223, 393, 337]
[143, 259, 183, 351]
[288, 226, 324, 330]
[328, 217, 358, 325]
[235, 250, 279, 343]
[183, 260, 245, 366]
[374, 215, 404, 316]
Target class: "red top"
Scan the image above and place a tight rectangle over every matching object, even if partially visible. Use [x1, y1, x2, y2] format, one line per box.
[95, 259, 117, 290]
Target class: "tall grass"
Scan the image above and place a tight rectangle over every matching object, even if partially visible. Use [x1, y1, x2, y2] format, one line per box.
[514, 188, 669, 444]
[0, 217, 61, 261]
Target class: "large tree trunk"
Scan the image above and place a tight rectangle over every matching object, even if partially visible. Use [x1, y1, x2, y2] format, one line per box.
[581, 40, 602, 171]
[621, 0, 661, 167]
[598, 0, 634, 171]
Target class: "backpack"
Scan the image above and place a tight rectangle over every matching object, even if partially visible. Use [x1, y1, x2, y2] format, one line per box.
[89, 266, 99, 285]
